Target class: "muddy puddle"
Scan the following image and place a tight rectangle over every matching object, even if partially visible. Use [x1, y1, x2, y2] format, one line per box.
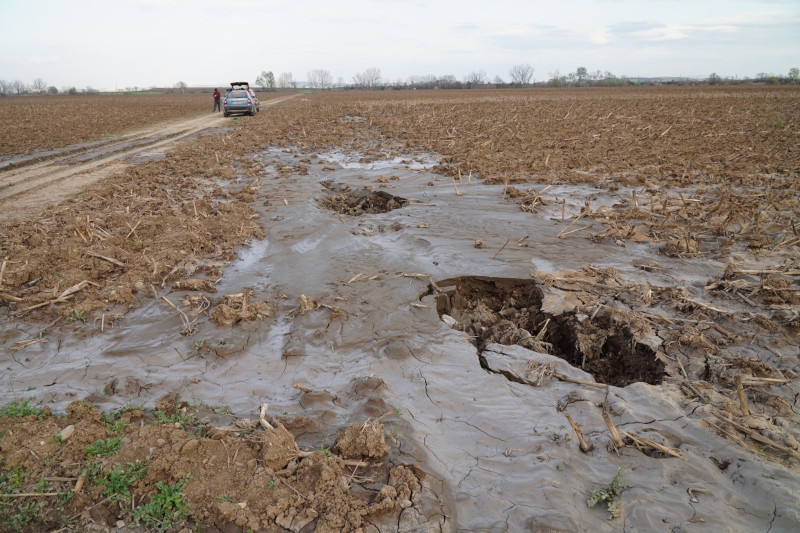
[3, 145, 799, 531]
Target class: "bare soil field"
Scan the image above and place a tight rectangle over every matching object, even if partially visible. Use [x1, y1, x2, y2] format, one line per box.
[0, 94, 217, 157]
[1, 87, 799, 532]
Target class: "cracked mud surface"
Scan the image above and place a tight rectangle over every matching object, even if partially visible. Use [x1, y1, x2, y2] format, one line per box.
[2, 87, 800, 531]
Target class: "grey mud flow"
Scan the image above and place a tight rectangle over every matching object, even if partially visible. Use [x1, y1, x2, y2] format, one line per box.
[2, 146, 798, 532]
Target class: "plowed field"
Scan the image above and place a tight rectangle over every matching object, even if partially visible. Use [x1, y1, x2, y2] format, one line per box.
[1, 86, 799, 532]
[0, 93, 216, 157]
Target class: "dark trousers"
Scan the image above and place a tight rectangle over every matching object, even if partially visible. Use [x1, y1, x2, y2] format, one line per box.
[213, 99, 221, 112]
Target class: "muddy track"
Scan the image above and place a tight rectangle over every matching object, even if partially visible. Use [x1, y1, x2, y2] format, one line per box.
[0, 95, 296, 221]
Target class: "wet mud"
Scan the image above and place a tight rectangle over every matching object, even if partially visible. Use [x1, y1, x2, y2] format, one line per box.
[2, 88, 800, 532]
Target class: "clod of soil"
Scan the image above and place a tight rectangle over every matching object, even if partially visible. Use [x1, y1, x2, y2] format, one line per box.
[334, 418, 389, 460]
[434, 276, 665, 387]
[318, 180, 408, 216]
[210, 292, 270, 326]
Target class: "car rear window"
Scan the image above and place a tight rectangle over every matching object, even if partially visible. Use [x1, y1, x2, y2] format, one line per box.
[228, 90, 248, 98]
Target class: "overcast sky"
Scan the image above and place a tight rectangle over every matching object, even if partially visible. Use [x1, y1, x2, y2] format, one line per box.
[1, 0, 798, 90]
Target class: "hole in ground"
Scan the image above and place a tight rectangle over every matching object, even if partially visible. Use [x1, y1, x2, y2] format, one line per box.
[433, 276, 664, 387]
[319, 181, 407, 216]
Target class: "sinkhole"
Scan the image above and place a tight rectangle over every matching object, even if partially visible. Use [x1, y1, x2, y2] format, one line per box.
[432, 276, 664, 387]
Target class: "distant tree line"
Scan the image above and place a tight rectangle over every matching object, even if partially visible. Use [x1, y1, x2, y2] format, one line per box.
[296, 65, 800, 91]
[2, 66, 799, 96]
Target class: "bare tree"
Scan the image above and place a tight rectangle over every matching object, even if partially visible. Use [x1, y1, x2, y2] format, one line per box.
[788, 67, 799, 84]
[307, 69, 332, 89]
[10, 79, 26, 95]
[0, 80, 9, 97]
[408, 74, 436, 89]
[352, 67, 382, 89]
[175, 81, 187, 93]
[509, 63, 534, 85]
[438, 74, 459, 89]
[278, 72, 295, 89]
[548, 70, 566, 87]
[32, 78, 47, 94]
[464, 70, 487, 88]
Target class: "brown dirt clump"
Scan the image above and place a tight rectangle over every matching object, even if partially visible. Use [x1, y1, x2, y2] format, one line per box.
[0, 400, 425, 532]
[209, 292, 271, 326]
[318, 180, 408, 216]
[334, 419, 389, 460]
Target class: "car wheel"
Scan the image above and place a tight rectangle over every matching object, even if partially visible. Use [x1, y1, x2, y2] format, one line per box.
[223, 111, 229, 117]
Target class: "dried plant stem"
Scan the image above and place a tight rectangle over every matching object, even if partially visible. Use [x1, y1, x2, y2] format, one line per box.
[0, 492, 63, 498]
[565, 415, 591, 452]
[556, 213, 585, 238]
[602, 411, 625, 448]
[711, 411, 800, 461]
[87, 251, 125, 267]
[558, 225, 592, 238]
[493, 239, 510, 259]
[552, 372, 609, 390]
[620, 430, 686, 461]
[735, 375, 750, 417]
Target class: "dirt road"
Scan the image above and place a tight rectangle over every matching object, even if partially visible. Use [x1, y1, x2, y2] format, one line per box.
[0, 95, 295, 221]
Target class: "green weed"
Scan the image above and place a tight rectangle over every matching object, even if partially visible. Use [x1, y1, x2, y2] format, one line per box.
[83, 438, 121, 458]
[103, 403, 142, 432]
[0, 466, 42, 533]
[0, 466, 25, 493]
[66, 308, 86, 324]
[5, 501, 40, 532]
[197, 401, 230, 415]
[154, 410, 197, 427]
[587, 467, 627, 519]
[96, 461, 147, 506]
[107, 419, 130, 433]
[0, 399, 45, 419]
[133, 475, 191, 531]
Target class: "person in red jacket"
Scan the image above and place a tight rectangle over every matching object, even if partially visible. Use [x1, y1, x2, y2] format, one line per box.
[212, 88, 221, 112]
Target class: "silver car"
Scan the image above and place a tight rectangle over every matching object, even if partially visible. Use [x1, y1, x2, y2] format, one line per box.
[223, 90, 257, 117]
